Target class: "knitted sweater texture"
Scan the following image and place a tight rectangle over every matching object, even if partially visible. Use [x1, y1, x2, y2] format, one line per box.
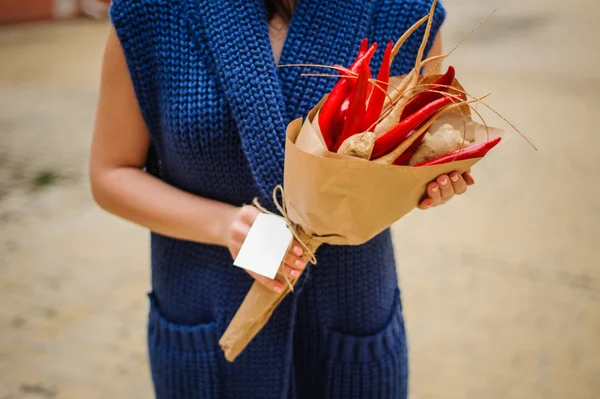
[109, 0, 445, 398]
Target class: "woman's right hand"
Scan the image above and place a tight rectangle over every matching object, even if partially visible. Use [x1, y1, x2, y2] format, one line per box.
[225, 205, 307, 293]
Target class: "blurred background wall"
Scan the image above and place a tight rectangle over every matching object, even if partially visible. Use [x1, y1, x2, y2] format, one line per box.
[0, 0, 110, 24]
[0, 0, 598, 398]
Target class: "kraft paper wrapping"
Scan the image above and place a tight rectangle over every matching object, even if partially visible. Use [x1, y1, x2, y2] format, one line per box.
[219, 77, 501, 362]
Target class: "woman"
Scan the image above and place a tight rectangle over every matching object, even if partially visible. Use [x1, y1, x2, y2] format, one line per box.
[90, 0, 473, 397]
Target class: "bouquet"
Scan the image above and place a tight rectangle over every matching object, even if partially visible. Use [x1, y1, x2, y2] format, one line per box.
[219, 0, 530, 362]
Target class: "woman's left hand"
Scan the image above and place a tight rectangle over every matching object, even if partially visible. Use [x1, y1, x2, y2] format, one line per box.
[418, 169, 475, 210]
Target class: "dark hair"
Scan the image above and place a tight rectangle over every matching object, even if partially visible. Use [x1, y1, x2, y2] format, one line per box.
[264, 0, 296, 23]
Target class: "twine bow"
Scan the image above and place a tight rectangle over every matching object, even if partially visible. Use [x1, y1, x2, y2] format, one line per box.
[251, 185, 318, 292]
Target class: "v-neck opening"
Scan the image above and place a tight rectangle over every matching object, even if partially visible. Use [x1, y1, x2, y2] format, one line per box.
[274, 0, 303, 67]
[265, 0, 306, 70]
[267, 15, 289, 66]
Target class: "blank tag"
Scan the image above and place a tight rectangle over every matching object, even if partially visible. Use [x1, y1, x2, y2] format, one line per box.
[233, 213, 293, 279]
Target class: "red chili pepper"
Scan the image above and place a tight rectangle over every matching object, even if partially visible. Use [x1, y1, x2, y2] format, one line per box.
[330, 97, 350, 143]
[413, 136, 502, 167]
[336, 42, 377, 79]
[351, 42, 377, 73]
[371, 96, 455, 159]
[318, 79, 351, 151]
[341, 42, 377, 93]
[357, 38, 368, 59]
[318, 40, 377, 151]
[360, 41, 393, 133]
[334, 62, 371, 151]
[400, 66, 456, 121]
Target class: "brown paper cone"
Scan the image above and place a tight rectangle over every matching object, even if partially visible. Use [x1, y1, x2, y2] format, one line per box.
[283, 78, 487, 245]
[219, 229, 321, 362]
[219, 76, 502, 361]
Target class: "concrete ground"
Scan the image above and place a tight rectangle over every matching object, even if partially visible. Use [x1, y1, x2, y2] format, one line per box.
[0, 0, 598, 398]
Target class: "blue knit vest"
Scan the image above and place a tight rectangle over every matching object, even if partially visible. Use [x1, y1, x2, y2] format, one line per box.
[110, 1, 445, 398]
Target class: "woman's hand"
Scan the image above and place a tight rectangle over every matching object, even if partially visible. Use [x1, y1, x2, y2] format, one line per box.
[418, 169, 475, 210]
[225, 205, 307, 293]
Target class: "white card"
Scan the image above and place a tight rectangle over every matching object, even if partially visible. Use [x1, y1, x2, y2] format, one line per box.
[233, 213, 293, 279]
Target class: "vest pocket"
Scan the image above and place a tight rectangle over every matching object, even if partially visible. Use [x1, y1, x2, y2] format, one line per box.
[147, 293, 222, 399]
[323, 291, 408, 399]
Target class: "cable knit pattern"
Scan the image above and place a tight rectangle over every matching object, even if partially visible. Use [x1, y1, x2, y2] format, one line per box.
[110, 0, 445, 398]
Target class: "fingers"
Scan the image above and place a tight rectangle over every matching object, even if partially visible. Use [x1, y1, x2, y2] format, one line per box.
[230, 206, 259, 246]
[281, 264, 301, 279]
[247, 270, 284, 293]
[228, 206, 261, 259]
[238, 205, 260, 224]
[230, 218, 250, 242]
[233, 212, 309, 291]
[437, 174, 454, 202]
[449, 172, 468, 195]
[463, 171, 475, 185]
[282, 241, 306, 277]
[418, 197, 433, 210]
[283, 241, 305, 265]
[229, 241, 241, 260]
[246, 240, 308, 293]
[419, 180, 441, 210]
[419, 171, 471, 210]
[283, 252, 306, 271]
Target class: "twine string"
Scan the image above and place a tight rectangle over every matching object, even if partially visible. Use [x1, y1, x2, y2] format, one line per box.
[251, 185, 319, 292]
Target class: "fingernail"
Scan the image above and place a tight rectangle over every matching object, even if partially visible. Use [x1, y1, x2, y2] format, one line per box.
[293, 246, 303, 256]
[290, 270, 299, 278]
[295, 260, 305, 269]
[450, 174, 459, 182]
[274, 285, 283, 294]
[440, 177, 448, 185]
[431, 184, 438, 192]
